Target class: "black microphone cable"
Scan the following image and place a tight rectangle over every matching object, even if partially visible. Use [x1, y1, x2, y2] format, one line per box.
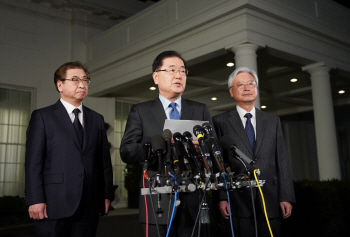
[190, 177, 210, 237]
[148, 174, 161, 237]
[249, 180, 258, 237]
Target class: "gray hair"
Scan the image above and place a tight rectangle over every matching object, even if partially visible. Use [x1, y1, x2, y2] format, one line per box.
[227, 67, 259, 88]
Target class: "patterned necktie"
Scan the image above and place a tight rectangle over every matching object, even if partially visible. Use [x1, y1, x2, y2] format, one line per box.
[73, 108, 83, 148]
[244, 113, 256, 154]
[169, 102, 180, 120]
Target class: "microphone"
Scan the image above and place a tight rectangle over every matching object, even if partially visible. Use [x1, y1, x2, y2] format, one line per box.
[171, 144, 182, 174]
[193, 125, 212, 171]
[150, 134, 165, 217]
[220, 135, 258, 169]
[202, 123, 225, 172]
[143, 142, 151, 171]
[173, 132, 191, 173]
[162, 129, 172, 172]
[151, 134, 166, 180]
[182, 131, 202, 176]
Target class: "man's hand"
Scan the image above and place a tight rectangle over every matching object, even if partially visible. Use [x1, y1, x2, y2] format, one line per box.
[217, 200, 230, 219]
[28, 203, 48, 220]
[280, 201, 292, 219]
[105, 199, 111, 215]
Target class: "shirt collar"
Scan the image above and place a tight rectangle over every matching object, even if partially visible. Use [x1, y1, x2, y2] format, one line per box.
[159, 94, 182, 112]
[60, 98, 83, 114]
[236, 105, 256, 120]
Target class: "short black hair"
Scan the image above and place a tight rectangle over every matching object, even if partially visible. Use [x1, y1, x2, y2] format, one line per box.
[152, 50, 187, 72]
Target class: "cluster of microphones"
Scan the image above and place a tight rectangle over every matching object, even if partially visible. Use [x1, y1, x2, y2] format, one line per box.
[141, 123, 263, 195]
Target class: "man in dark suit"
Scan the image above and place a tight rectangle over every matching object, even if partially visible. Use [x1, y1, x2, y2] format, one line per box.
[25, 61, 114, 237]
[213, 67, 295, 237]
[120, 51, 213, 237]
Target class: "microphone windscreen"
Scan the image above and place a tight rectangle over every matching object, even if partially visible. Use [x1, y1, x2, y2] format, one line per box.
[220, 135, 234, 150]
[202, 122, 211, 129]
[193, 125, 203, 137]
[162, 129, 172, 140]
[151, 134, 166, 152]
[182, 131, 192, 140]
[173, 132, 183, 142]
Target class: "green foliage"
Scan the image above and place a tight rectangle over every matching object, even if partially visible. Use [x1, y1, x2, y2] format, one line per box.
[282, 179, 350, 237]
[0, 196, 32, 228]
[124, 164, 143, 192]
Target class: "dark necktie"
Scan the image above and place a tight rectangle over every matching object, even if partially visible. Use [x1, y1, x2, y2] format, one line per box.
[169, 102, 180, 120]
[73, 108, 83, 148]
[244, 113, 256, 154]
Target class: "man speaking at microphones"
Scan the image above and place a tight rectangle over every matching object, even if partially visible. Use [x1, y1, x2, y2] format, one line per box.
[212, 67, 296, 237]
[120, 51, 213, 237]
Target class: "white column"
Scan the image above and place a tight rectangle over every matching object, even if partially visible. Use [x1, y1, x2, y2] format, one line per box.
[302, 62, 341, 180]
[231, 44, 260, 108]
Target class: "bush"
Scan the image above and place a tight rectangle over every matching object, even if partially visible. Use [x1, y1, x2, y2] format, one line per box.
[282, 179, 350, 237]
[124, 164, 143, 208]
[0, 196, 32, 228]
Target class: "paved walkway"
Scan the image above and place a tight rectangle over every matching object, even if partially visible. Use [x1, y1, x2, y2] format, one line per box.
[0, 208, 142, 237]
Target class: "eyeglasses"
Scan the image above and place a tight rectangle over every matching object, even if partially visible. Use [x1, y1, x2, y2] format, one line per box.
[60, 76, 91, 85]
[230, 81, 257, 89]
[156, 68, 189, 76]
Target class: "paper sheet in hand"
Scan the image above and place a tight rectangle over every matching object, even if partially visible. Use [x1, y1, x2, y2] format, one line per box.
[163, 119, 209, 140]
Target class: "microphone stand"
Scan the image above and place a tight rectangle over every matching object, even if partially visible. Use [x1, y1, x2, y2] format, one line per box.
[234, 153, 259, 237]
[199, 195, 210, 237]
[190, 178, 211, 237]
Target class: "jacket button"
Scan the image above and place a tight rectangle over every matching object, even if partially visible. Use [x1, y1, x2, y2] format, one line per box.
[79, 174, 84, 178]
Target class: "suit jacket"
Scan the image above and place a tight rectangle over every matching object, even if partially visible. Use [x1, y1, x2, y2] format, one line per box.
[212, 106, 295, 218]
[25, 100, 114, 219]
[120, 97, 213, 225]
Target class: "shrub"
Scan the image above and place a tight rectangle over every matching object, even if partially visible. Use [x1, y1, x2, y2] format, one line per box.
[0, 196, 32, 228]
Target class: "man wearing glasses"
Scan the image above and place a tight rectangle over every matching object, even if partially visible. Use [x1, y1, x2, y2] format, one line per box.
[120, 51, 213, 237]
[212, 67, 295, 237]
[25, 61, 114, 237]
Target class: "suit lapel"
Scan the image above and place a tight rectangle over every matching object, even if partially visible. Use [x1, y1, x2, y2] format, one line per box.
[255, 109, 267, 156]
[180, 98, 194, 120]
[82, 105, 92, 152]
[150, 98, 167, 130]
[53, 100, 81, 149]
[228, 107, 253, 156]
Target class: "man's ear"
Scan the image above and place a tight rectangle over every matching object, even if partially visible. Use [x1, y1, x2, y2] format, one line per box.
[229, 88, 234, 97]
[57, 81, 63, 92]
[153, 72, 159, 85]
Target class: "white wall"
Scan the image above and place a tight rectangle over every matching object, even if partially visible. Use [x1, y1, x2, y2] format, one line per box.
[84, 96, 115, 160]
[0, 1, 113, 109]
[0, 0, 118, 197]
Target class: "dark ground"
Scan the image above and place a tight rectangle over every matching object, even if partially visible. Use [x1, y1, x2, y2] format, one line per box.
[0, 214, 142, 237]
